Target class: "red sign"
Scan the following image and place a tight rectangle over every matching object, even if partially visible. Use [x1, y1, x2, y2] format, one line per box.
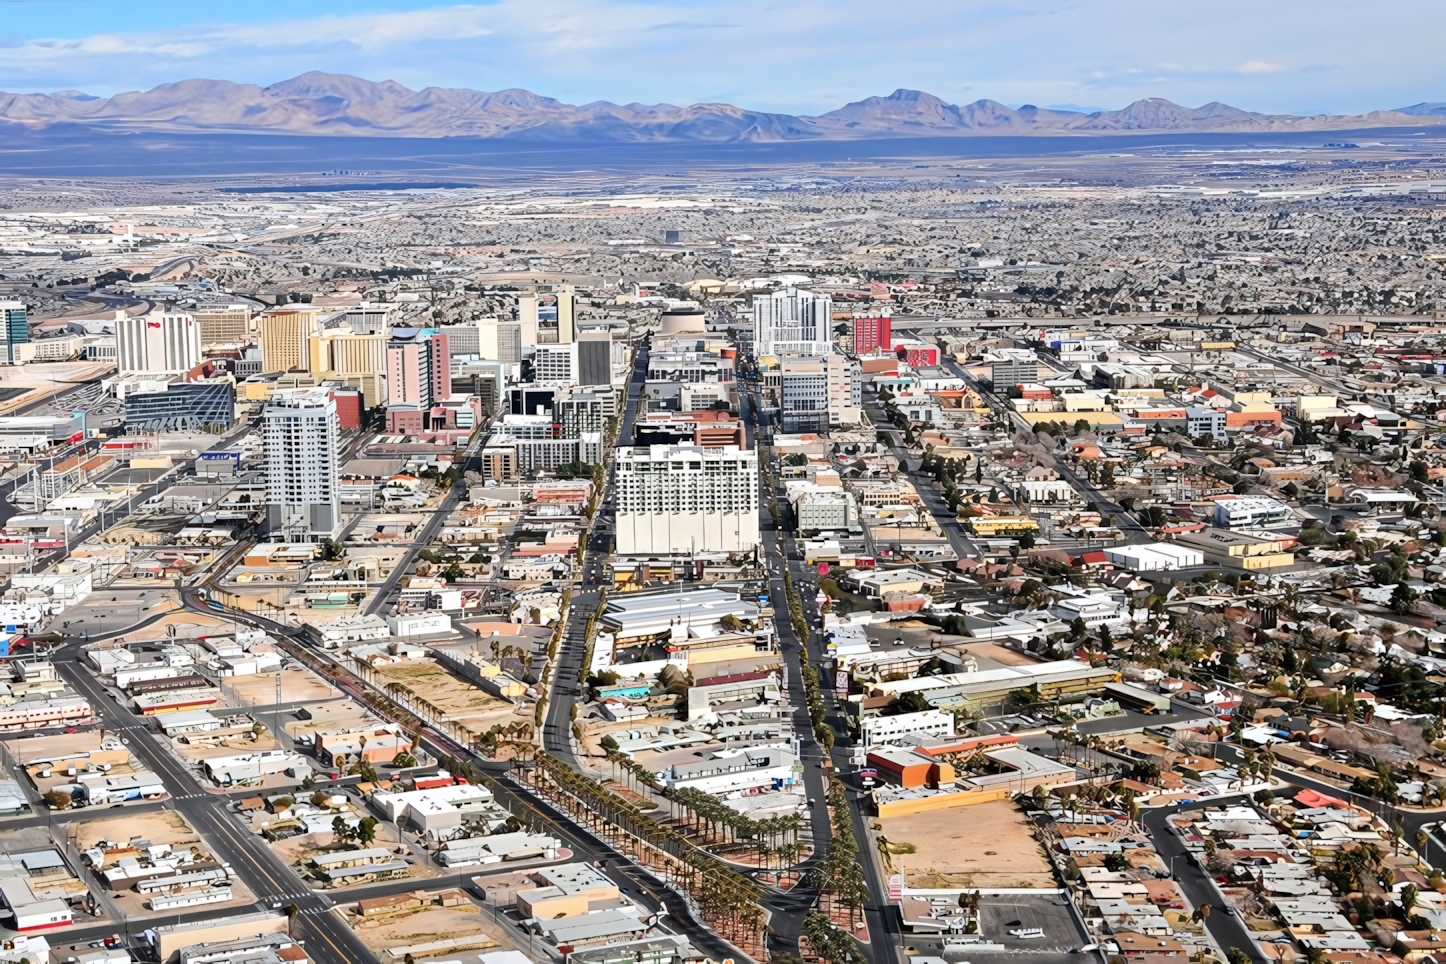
[146, 321, 161, 329]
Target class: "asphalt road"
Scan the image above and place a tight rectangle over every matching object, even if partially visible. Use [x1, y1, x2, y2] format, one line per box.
[48, 638, 375, 964]
[1142, 797, 1267, 964]
[743, 383, 905, 964]
[363, 429, 487, 617]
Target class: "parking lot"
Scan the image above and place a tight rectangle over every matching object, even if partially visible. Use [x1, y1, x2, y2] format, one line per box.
[902, 893, 1087, 963]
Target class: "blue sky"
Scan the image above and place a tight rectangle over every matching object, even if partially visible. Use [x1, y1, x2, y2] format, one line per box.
[0, 0, 1439, 115]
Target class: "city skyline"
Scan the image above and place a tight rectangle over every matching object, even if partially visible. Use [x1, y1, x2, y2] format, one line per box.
[0, 0, 1442, 117]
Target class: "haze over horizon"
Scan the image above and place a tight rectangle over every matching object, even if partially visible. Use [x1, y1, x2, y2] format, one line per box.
[0, 0, 1442, 118]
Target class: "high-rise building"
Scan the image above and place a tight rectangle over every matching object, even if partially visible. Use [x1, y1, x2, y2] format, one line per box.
[577, 331, 613, 387]
[117, 312, 202, 376]
[443, 321, 480, 357]
[850, 315, 892, 356]
[192, 305, 254, 347]
[308, 329, 390, 408]
[986, 349, 1043, 389]
[340, 302, 396, 335]
[555, 284, 575, 344]
[263, 388, 341, 542]
[259, 307, 323, 373]
[779, 354, 862, 432]
[753, 288, 832, 357]
[0, 301, 30, 364]
[385, 329, 451, 433]
[531, 344, 576, 384]
[615, 443, 759, 556]
[477, 318, 523, 364]
[515, 293, 539, 348]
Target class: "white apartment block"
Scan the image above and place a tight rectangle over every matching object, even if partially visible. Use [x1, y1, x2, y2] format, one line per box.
[753, 287, 833, 357]
[616, 443, 759, 555]
[263, 389, 341, 542]
[117, 312, 202, 376]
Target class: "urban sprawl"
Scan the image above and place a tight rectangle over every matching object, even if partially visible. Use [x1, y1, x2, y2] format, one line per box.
[0, 164, 1443, 964]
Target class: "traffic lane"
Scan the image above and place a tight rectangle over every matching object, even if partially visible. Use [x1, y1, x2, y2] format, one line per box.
[1142, 803, 1266, 963]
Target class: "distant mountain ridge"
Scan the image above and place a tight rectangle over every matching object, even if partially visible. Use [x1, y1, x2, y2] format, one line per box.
[0, 73, 1440, 141]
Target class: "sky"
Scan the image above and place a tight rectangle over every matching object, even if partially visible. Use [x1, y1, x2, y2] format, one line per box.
[0, 0, 1440, 116]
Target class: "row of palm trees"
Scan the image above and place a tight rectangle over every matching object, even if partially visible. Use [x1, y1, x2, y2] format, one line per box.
[807, 777, 868, 936]
[667, 786, 807, 871]
[525, 751, 765, 956]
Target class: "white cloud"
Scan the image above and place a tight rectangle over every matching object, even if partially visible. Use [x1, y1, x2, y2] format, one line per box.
[1237, 61, 1287, 75]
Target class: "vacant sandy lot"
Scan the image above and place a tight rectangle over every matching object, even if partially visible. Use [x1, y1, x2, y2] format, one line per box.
[222, 664, 340, 706]
[879, 799, 1054, 888]
[961, 641, 1044, 667]
[349, 905, 499, 955]
[77, 809, 199, 851]
[373, 659, 515, 729]
[172, 729, 283, 764]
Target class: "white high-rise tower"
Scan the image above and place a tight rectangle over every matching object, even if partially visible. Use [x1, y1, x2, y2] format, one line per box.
[264, 388, 341, 542]
[117, 312, 202, 376]
[752, 287, 833, 357]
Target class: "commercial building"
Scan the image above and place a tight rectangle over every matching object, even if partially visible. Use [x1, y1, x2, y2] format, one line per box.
[859, 709, 955, 749]
[553, 387, 617, 438]
[1174, 528, 1296, 570]
[1102, 543, 1204, 572]
[867, 659, 1119, 708]
[577, 331, 614, 387]
[753, 287, 832, 357]
[192, 305, 254, 347]
[1212, 495, 1292, 528]
[124, 381, 235, 431]
[796, 490, 861, 534]
[532, 343, 577, 384]
[851, 315, 891, 355]
[118, 312, 202, 376]
[263, 389, 341, 542]
[779, 354, 862, 431]
[0, 301, 29, 364]
[615, 443, 759, 555]
[985, 348, 1042, 389]
[259, 306, 323, 373]
[385, 328, 451, 433]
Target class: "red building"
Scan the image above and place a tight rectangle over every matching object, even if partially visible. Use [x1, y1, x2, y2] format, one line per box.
[896, 341, 939, 368]
[851, 315, 892, 355]
[330, 387, 363, 430]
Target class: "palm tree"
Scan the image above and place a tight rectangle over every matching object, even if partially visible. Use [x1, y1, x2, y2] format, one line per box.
[875, 835, 892, 871]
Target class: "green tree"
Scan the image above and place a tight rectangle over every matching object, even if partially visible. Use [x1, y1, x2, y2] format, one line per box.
[331, 815, 352, 844]
[355, 816, 379, 846]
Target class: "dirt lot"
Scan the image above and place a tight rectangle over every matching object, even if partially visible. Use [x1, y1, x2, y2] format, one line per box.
[879, 799, 1055, 888]
[222, 664, 339, 705]
[373, 659, 518, 730]
[172, 729, 283, 764]
[76, 810, 200, 851]
[76, 810, 257, 917]
[960, 641, 1045, 667]
[348, 905, 500, 955]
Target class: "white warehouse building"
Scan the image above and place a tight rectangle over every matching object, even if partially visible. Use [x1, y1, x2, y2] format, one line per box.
[1103, 543, 1204, 571]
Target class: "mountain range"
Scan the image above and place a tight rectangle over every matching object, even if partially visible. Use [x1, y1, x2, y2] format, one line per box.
[0, 73, 1442, 141]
